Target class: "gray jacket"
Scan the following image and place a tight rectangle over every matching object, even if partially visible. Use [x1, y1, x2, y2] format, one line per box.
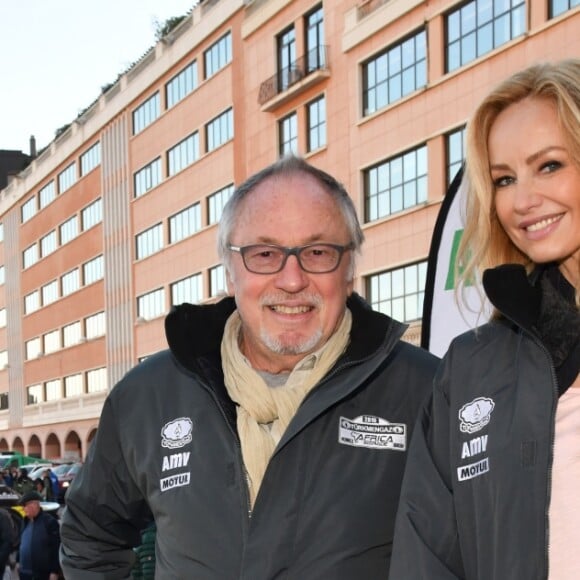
[389, 266, 571, 579]
[61, 294, 438, 579]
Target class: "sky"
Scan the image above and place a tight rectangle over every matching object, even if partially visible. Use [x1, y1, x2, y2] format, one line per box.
[0, 0, 196, 154]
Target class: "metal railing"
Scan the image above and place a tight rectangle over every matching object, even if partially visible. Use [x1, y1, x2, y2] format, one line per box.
[258, 46, 329, 105]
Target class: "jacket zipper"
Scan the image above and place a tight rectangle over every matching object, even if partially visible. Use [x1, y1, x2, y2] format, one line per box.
[536, 338, 558, 580]
[501, 318, 558, 580]
[191, 375, 253, 521]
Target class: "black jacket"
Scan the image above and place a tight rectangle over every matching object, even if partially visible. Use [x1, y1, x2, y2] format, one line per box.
[0, 508, 14, 571]
[19, 511, 60, 577]
[61, 294, 438, 579]
[390, 266, 579, 579]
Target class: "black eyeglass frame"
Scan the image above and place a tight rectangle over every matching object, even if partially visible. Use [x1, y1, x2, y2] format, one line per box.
[227, 242, 355, 274]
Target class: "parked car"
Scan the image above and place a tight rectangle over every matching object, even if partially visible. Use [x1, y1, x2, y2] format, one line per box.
[27, 464, 55, 481]
[58, 462, 82, 503]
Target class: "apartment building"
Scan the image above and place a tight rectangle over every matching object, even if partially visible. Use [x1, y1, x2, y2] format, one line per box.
[0, 0, 578, 460]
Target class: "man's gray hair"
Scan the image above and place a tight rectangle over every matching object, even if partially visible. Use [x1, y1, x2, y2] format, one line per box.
[217, 156, 365, 271]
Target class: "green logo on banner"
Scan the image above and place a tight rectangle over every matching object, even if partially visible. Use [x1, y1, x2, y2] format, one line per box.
[445, 229, 463, 290]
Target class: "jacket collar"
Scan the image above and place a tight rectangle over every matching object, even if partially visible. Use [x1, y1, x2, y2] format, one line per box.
[482, 263, 543, 335]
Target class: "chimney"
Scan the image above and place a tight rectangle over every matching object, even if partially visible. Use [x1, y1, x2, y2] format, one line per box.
[29, 135, 37, 158]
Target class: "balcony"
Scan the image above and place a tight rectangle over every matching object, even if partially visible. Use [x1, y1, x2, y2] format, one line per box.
[258, 46, 330, 111]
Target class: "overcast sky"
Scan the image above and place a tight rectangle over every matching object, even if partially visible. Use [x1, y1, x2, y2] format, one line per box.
[0, 0, 195, 153]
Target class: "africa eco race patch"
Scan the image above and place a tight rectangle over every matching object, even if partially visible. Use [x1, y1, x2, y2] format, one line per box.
[161, 417, 193, 449]
[339, 415, 406, 451]
[160, 471, 190, 492]
[458, 397, 495, 434]
[457, 457, 489, 482]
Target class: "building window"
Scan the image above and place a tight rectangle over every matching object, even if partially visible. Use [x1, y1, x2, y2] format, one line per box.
[204, 32, 232, 78]
[80, 142, 101, 176]
[277, 26, 296, 91]
[279, 113, 298, 156]
[171, 273, 203, 306]
[137, 288, 166, 320]
[206, 109, 233, 153]
[64, 374, 83, 398]
[27, 384, 43, 405]
[166, 60, 198, 108]
[85, 311, 106, 339]
[136, 225, 163, 260]
[169, 204, 201, 244]
[0, 393, 8, 411]
[41, 280, 59, 306]
[0, 266, 4, 285]
[446, 0, 526, 73]
[40, 230, 57, 258]
[207, 184, 234, 225]
[133, 92, 160, 135]
[550, 0, 580, 17]
[21, 197, 37, 223]
[364, 145, 428, 222]
[43, 330, 61, 354]
[363, 29, 427, 116]
[167, 133, 199, 176]
[63, 321, 82, 347]
[0, 351, 7, 369]
[58, 163, 77, 194]
[61, 268, 80, 296]
[45, 379, 62, 401]
[83, 255, 104, 285]
[134, 158, 162, 198]
[24, 291, 40, 315]
[25, 338, 41, 360]
[39, 181, 56, 209]
[447, 126, 466, 186]
[23, 244, 38, 269]
[81, 198, 103, 230]
[87, 367, 107, 393]
[210, 265, 227, 298]
[305, 5, 325, 72]
[0, 308, 6, 328]
[307, 96, 326, 152]
[367, 261, 427, 323]
[60, 215, 79, 245]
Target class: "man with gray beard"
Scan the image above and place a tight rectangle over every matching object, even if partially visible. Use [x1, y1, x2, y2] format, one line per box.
[60, 156, 438, 579]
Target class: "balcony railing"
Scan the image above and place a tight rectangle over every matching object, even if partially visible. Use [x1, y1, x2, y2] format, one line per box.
[258, 46, 329, 105]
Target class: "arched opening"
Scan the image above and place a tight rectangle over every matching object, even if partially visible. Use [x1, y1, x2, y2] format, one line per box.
[28, 434, 42, 458]
[64, 431, 82, 461]
[45, 433, 61, 461]
[12, 437, 24, 454]
[86, 428, 98, 457]
[0, 438, 8, 453]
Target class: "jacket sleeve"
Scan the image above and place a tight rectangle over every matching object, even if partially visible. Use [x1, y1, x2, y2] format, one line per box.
[389, 363, 465, 579]
[60, 392, 151, 580]
[0, 510, 12, 570]
[45, 514, 62, 574]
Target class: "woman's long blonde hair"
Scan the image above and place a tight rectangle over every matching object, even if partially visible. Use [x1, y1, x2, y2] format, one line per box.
[457, 59, 580, 308]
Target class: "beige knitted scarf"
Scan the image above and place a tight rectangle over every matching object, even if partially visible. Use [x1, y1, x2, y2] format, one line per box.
[221, 308, 352, 507]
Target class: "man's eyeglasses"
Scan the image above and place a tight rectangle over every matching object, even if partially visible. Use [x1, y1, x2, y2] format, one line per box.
[228, 243, 354, 274]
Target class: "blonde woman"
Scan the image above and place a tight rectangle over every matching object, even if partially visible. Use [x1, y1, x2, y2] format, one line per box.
[390, 60, 580, 579]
